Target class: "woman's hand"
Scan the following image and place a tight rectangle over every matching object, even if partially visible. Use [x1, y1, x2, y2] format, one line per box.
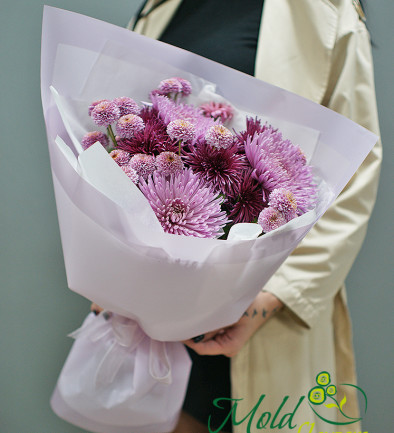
[183, 291, 283, 358]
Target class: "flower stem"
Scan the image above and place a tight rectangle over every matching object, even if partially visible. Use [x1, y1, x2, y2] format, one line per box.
[178, 140, 182, 156]
[107, 125, 117, 148]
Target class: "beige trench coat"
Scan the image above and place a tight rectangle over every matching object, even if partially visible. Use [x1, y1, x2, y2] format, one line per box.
[131, 1, 382, 431]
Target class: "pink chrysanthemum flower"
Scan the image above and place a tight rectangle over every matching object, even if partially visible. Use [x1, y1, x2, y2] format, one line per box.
[158, 78, 182, 95]
[81, 131, 109, 150]
[117, 106, 178, 156]
[200, 101, 234, 123]
[109, 149, 130, 166]
[258, 207, 287, 233]
[167, 119, 196, 143]
[91, 101, 120, 126]
[224, 169, 267, 224]
[156, 77, 192, 97]
[113, 97, 140, 116]
[88, 99, 108, 116]
[186, 142, 246, 195]
[269, 188, 298, 222]
[175, 77, 192, 96]
[139, 169, 228, 238]
[156, 151, 184, 176]
[121, 165, 139, 184]
[151, 94, 216, 142]
[205, 125, 234, 149]
[244, 127, 316, 213]
[116, 114, 145, 139]
[128, 153, 156, 179]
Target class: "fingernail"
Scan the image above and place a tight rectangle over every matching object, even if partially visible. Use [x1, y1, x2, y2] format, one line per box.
[192, 334, 205, 343]
[92, 310, 100, 316]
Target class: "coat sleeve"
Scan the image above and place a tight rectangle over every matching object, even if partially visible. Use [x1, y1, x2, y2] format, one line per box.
[263, 13, 382, 328]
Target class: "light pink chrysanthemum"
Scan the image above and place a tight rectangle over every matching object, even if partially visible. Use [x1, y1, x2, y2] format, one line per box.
[269, 188, 297, 222]
[200, 101, 234, 123]
[139, 169, 228, 238]
[109, 149, 130, 166]
[151, 94, 216, 142]
[205, 125, 234, 149]
[175, 77, 192, 96]
[167, 119, 196, 143]
[88, 99, 108, 116]
[113, 97, 140, 116]
[244, 128, 316, 213]
[117, 106, 178, 156]
[121, 165, 139, 184]
[128, 153, 156, 179]
[158, 78, 182, 95]
[156, 77, 192, 97]
[116, 114, 145, 139]
[258, 208, 287, 232]
[156, 151, 184, 176]
[81, 131, 109, 150]
[91, 101, 120, 126]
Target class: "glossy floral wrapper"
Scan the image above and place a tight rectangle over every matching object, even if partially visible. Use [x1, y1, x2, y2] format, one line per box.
[41, 8, 378, 433]
[41, 6, 377, 343]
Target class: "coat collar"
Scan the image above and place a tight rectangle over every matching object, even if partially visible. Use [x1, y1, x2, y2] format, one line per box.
[133, 0, 338, 103]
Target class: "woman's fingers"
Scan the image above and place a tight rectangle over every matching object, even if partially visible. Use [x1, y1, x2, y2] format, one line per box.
[90, 303, 104, 315]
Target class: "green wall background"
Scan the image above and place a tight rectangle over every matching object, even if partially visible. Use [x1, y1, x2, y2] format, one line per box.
[1, 1, 392, 431]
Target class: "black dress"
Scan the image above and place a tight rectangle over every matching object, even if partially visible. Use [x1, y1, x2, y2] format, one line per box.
[153, 1, 264, 431]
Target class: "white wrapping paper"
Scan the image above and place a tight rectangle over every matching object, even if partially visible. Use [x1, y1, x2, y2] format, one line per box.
[41, 7, 378, 343]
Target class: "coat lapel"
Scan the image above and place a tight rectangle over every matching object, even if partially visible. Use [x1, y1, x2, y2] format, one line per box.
[256, 0, 338, 103]
[131, 0, 183, 39]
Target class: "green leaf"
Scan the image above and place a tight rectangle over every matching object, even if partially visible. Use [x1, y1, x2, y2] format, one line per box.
[324, 403, 339, 409]
[340, 395, 347, 411]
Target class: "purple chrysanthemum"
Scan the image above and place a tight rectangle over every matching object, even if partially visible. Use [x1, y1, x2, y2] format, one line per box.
[167, 119, 196, 143]
[128, 153, 156, 179]
[117, 106, 178, 156]
[151, 94, 217, 142]
[205, 125, 234, 149]
[156, 77, 192, 97]
[139, 169, 228, 238]
[116, 114, 145, 139]
[200, 101, 234, 123]
[88, 99, 108, 116]
[81, 131, 109, 150]
[156, 151, 184, 176]
[269, 188, 297, 222]
[109, 149, 130, 166]
[121, 165, 139, 184]
[91, 101, 120, 127]
[158, 78, 182, 95]
[175, 77, 192, 96]
[244, 128, 316, 213]
[224, 169, 267, 224]
[258, 207, 287, 232]
[186, 142, 246, 195]
[113, 97, 140, 116]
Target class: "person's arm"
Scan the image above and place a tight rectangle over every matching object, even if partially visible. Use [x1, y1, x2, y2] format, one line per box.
[184, 291, 283, 357]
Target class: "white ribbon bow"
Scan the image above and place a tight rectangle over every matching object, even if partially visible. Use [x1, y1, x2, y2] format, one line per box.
[69, 312, 172, 386]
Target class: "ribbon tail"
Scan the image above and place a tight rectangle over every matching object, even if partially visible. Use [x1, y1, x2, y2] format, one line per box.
[149, 340, 172, 385]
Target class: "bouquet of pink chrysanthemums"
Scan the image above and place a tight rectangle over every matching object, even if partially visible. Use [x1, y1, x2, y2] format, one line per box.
[82, 76, 317, 239]
[41, 7, 377, 433]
